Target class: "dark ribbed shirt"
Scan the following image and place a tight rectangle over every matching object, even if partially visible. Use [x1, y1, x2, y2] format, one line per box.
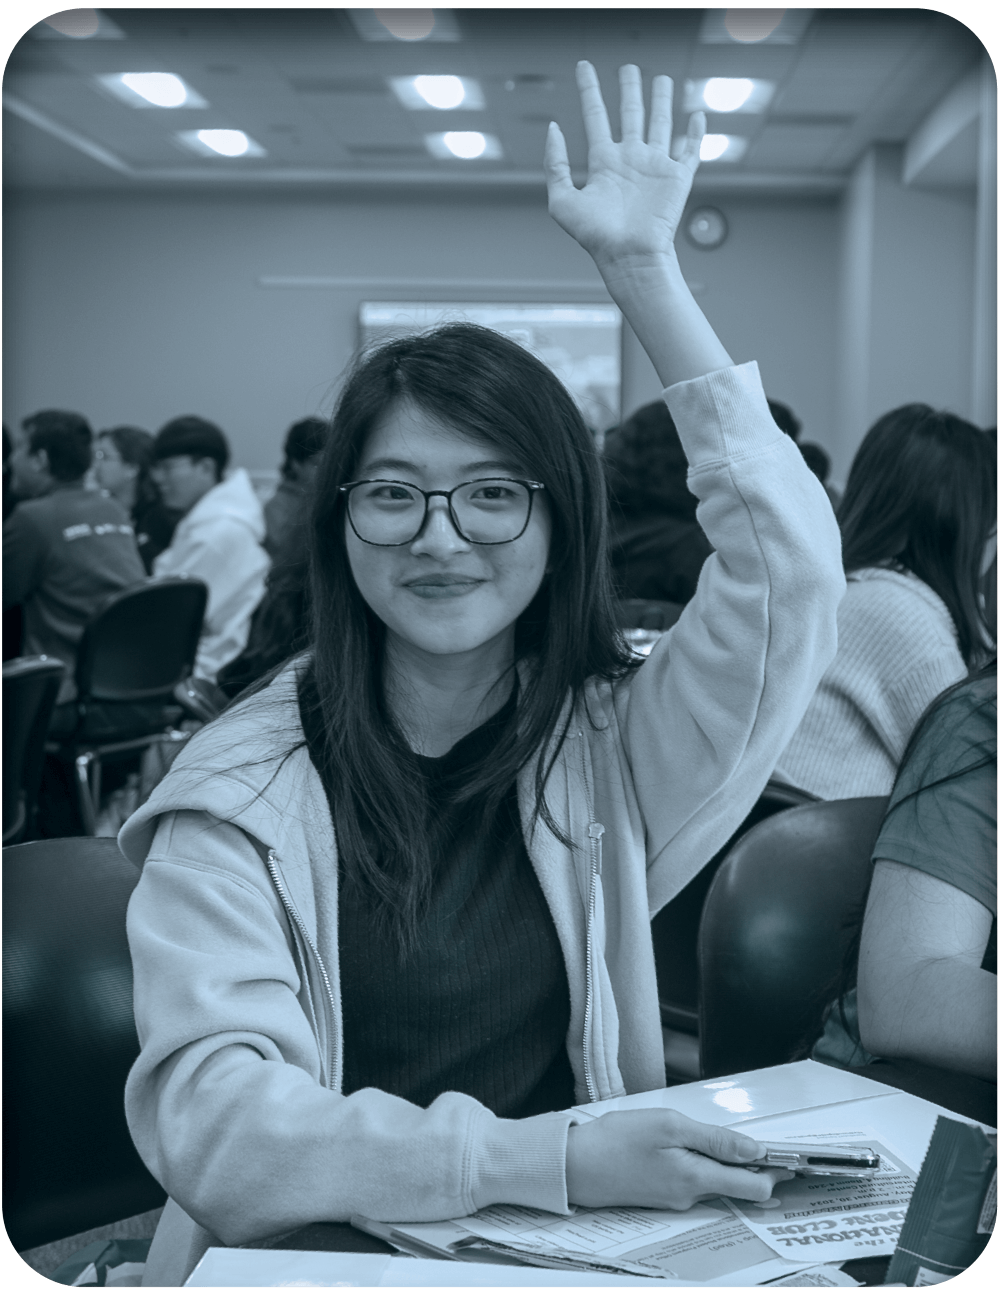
[302, 689, 576, 1118]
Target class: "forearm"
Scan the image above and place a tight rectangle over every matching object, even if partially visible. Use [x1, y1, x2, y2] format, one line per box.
[858, 958, 997, 1080]
[595, 250, 734, 389]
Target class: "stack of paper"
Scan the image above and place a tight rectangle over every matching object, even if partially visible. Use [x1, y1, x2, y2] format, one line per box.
[353, 1131, 916, 1286]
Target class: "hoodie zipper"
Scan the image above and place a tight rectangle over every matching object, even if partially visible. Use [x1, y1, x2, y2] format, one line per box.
[264, 848, 339, 1091]
[582, 820, 605, 1104]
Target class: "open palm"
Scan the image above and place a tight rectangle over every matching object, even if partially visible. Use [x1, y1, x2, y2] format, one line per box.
[546, 63, 705, 265]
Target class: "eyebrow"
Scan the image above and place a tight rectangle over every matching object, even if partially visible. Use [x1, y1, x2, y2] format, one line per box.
[358, 457, 523, 477]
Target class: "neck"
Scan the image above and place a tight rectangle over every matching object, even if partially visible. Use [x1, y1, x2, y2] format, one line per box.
[384, 630, 516, 757]
[115, 479, 138, 511]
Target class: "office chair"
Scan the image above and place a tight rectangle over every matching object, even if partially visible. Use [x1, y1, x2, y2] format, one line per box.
[697, 795, 889, 1080]
[654, 780, 819, 1079]
[615, 598, 684, 631]
[2, 837, 167, 1253]
[3, 655, 66, 843]
[48, 578, 208, 833]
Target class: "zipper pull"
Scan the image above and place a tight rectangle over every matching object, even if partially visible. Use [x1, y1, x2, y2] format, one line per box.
[587, 822, 605, 875]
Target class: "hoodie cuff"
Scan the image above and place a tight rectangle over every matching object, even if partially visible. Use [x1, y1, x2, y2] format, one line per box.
[662, 361, 784, 471]
[468, 1109, 576, 1216]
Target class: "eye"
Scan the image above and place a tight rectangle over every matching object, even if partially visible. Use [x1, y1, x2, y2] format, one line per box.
[362, 481, 419, 504]
[467, 481, 519, 502]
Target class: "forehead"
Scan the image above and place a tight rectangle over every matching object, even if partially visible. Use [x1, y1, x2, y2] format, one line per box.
[358, 400, 520, 478]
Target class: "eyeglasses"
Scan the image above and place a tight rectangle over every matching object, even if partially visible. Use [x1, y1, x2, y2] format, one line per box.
[339, 477, 545, 546]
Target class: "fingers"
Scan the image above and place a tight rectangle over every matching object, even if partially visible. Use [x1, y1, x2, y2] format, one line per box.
[544, 121, 575, 200]
[677, 109, 706, 168]
[658, 1111, 764, 1164]
[647, 74, 674, 149]
[618, 64, 645, 142]
[575, 60, 612, 148]
[683, 1157, 784, 1204]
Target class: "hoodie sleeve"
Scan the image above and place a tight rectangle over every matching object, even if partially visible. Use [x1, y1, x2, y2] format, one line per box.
[617, 362, 845, 913]
[125, 810, 574, 1247]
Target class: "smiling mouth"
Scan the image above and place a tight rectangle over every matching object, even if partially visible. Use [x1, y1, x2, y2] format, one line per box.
[404, 575, 485, 599]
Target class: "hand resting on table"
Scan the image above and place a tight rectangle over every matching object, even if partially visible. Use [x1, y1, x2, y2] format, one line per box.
[566, 1108, 793, 1210]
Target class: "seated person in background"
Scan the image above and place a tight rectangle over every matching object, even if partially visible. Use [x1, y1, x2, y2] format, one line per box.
[217, 548, 309, 698]
[264, 416, 327, 565]
[151, 417, 269, 682]
[94, 425, 180, 572]
[766, 398, 801, 443]
[773, 404, 995, 799]
[602, 400, 713, 605]
[2, 410, 146, 703]
[811, 662, 996, 1121]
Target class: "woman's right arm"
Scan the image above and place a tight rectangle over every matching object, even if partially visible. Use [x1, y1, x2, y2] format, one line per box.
[856, 859, 997, 1079]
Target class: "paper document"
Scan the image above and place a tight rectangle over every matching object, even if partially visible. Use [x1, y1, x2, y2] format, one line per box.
[726, 1133, 917, 1264]
[373, 1202, 818, 1284]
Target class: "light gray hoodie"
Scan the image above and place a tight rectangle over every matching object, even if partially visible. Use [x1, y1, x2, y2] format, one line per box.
[153, 466, 269, 681]
[119, 362, 844, 1284]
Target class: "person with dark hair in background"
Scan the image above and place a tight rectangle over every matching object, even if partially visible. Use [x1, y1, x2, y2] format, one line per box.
[118, 65, 843, 1281]
[151, 416, 269, 682]
[264, 416, 328, 564]
[766, 398, 801, 442]
[774, 404, 996, 799]
[94, 425, 179, 572]
[2, 409, 145, 701]
[602, 400, 713, 605]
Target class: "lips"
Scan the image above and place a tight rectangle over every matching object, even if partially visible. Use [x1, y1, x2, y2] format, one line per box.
[403, 573, 485, 599]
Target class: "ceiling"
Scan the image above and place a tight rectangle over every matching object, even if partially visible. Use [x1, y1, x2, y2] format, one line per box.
[2, 8, 987, 195]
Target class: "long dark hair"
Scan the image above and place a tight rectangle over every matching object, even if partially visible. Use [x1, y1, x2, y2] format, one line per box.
[303, 323, 636, 947]
[100, 425, 161, 515]
[837, 405, 996, 666]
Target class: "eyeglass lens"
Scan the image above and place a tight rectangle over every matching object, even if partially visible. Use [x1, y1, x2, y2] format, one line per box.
[348, 479, 532, 545]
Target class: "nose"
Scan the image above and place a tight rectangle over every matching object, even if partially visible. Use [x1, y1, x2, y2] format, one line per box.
[408, 496, 471, 558]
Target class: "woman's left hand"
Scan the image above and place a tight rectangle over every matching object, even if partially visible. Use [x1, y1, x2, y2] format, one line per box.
[545, 62, 705, 270]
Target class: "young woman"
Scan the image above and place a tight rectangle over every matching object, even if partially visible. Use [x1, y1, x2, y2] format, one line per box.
[93, 425, 179, 572]
[773, 404, 996, 800]
[120, 65, 843, 1283]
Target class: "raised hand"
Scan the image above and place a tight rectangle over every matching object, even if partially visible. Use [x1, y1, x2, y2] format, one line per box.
[545, 62, 705, 270]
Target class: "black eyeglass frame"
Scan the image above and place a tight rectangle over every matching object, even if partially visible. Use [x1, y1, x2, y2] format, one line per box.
[338, 476, 546, 547]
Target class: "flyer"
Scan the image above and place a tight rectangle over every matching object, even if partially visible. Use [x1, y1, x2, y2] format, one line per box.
[725, 1134, 917, 1264]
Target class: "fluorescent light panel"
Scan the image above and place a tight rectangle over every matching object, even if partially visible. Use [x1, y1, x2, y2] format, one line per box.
[425, 131, 502, 160]
[684, 78, 774, 114]
[699, 134, 748, 163]
[349, 10, 461, 42]
[177, 129, 266, 158]
[98, 73, 208, 109]
[390, 75, 484, 110]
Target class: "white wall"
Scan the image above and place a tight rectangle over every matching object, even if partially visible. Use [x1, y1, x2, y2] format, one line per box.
[835, 144, 979, 480]
[3, 187, 840, 475]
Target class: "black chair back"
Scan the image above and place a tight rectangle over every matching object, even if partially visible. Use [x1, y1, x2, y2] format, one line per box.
[75, 578, 207, 703]
[697, 795, 889, 1079]
[3, 656, 66, 843]
[653, 780, 819, 1035]
[2, 838, 166, 1251]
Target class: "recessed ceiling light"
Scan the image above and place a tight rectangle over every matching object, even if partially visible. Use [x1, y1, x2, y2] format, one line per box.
[685, 79, 774, 114]
[698, 134, 748, 163]
[349, 10, 461, 43]
[34, 9, 125, 40]
[425, 131, 502, 160]
[389, 75, 484, 110]
[699, 9, 813, 45]
[177, 129, 266, 158]
[98, 73, 208, 109]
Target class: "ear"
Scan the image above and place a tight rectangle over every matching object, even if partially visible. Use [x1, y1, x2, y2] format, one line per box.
[30, 448, 51, 475]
